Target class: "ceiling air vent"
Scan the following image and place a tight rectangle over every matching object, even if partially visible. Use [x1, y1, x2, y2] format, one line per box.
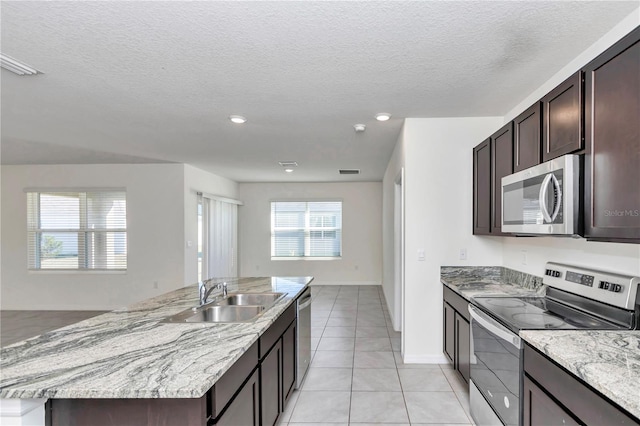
[339, 169, 360, 175]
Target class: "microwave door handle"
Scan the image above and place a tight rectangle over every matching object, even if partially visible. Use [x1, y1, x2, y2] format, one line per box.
[539, 173, 554, 223]
[549, 174, 562, 222]
[468, 305, 521, 349]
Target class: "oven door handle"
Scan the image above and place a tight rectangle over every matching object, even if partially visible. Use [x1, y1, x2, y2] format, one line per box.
[468, 304, 521, 349]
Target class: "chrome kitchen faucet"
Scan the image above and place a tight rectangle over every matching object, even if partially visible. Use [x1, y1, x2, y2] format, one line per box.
[199, 281, 227, 305]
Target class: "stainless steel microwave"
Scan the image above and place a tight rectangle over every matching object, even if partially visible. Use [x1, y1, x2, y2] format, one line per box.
[502, 154, 580, 235]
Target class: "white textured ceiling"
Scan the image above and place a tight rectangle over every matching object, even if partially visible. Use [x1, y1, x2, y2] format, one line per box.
[1, 1, 638, 182]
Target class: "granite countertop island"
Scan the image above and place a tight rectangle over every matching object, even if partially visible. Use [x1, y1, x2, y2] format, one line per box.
[441, 265, 545, 301]
[521, 329, 640, 420]
[0, 276, 312, 400]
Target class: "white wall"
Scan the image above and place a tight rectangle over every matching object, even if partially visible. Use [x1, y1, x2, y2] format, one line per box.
[505, 10, 640, 123]
[501, 10, 640, 277]
[238, 182, 382, 285]
[400, 117, 504, 363]
[1, 164, 186, 310]
[382, 127, 405, 330]
[183, 164, 239, 286]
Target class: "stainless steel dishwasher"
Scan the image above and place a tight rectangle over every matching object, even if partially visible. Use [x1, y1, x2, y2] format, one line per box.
[295, 287, 312, 388]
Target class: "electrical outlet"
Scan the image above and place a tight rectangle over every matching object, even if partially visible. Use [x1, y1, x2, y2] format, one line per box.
[459, 248, 467, 260]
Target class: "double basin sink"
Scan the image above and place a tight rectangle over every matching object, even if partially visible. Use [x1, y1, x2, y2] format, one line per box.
[163, 292, 285, 323]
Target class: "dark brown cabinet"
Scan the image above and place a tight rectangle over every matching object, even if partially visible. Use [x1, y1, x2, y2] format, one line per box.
[523, 375, 580, 426]
[473, 138, 492, 235]
[514, 102, 542, 172]
[456, 314, 470, 382]
[216, 369, 260, 426]
[473, 123, 513, 236]
[584, 26, 640, 242]
[443, 286, 470, 384]
[282, 320, 296, 406]
[523, 343, 639, 426]
[261, 341, 282, 426]
[443, 302, 455, 363]
[490, 123, 514, 235]
[542, 71, 584, 162]
[259, 303, 296, 426]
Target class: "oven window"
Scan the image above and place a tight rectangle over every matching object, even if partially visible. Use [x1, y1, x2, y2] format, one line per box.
[470, 319, 520, 426]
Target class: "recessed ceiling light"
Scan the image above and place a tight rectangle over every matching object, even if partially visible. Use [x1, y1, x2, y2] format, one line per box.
[284, 168, 294, 173]
[229, 115, 247, 124]
[354, 124, 366, 132]
[0, 53, 41, 76]
[375, 113, 391, 122]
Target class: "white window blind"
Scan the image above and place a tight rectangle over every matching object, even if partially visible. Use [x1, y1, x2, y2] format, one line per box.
[198, 194, 238, 280]
[27, 191, 127, 270]
[271, 201, 342, 258]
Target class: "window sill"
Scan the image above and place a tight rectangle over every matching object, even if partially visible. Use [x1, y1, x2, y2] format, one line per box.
[28, 269, 127, 274]
[271, 257, 342, 261]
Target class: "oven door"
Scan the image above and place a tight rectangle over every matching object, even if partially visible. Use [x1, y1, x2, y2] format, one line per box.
[469, 304, 522, 426]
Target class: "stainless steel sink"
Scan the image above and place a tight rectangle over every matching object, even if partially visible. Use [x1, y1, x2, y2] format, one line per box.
[187, 305, 265, 323]
[162, 292, 285, 323]
[215, 292, 285, 307]
[163, 305, 266, 323]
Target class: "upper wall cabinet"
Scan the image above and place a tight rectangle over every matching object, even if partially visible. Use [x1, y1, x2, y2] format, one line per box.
[473, 122, 513, 236]
[542, 71, 584, 162]
[473, 138, 491, 235]
[513, 102, 542, 172]
[584, 26, 640, 242]
[491, 123, 514, 235]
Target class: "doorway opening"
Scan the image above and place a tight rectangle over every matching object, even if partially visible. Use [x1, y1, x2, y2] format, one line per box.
[394, 168, 405, 356]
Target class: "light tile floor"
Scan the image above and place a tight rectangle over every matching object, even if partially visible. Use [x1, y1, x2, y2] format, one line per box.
[0, 310, 107, 347]
[281, 285, 474, 425]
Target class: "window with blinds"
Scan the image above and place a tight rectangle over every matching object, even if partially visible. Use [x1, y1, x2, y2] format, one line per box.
[27, 190, 127, 270]
[271, 201, 342, 258]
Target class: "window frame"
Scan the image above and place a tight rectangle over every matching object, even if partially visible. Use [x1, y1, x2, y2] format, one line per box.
[270, 200, 343, 260]
[26, 188, 128, 272]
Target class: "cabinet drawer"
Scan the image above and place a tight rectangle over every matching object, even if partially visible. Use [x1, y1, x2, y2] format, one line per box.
[524, 344, 638, 425]
[443, 286, 469, 322]
[210, 340, 259, 419]
[259, 303, 296, 358]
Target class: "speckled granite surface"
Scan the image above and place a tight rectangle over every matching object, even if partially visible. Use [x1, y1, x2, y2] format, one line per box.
[0, 277, 311, 399]
[441, 266, 545, 301]
[521, 330, 640, 420]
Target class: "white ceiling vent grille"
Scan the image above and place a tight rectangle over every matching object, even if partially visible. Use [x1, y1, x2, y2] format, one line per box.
[339, 169, 360, 175]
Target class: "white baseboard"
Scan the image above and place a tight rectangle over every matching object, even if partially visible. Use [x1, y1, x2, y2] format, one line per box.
[310, 281, 381, 286]
[402, 353, 450, 364]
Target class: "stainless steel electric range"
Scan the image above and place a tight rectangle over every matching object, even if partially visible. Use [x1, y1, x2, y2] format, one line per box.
[468, 262, 640, 426]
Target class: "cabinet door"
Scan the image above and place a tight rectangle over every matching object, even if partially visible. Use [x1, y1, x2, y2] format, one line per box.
[443, 302, 455, 364]
[216, 369, 260, 426]
[260, 341, 282, 426]
[523, 375, 579, 426]
[542, 71, 583, 162]
[514, 103, 542, 172]
[490, 123, 513, 235]
[455, 313, 470, 383]
[282, 320, 296, 406]
[584, 27, 640, 242]
[473, 138, 492, 235]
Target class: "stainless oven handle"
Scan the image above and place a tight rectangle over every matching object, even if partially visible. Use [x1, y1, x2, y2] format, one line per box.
[468, 304, 521, 349]
[539, 173, 554, 223]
